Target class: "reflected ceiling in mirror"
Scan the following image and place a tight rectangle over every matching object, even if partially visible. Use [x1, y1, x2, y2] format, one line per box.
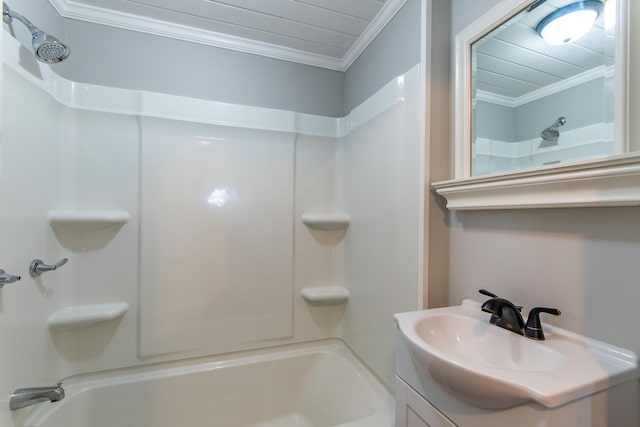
[471, 0, 617, 176]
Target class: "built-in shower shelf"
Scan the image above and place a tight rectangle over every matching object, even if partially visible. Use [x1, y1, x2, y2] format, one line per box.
[301, 287, 349, 305]
[48, 210, 130, 232]
[47, 302, 129, 330]
[301, 214, 350, 230]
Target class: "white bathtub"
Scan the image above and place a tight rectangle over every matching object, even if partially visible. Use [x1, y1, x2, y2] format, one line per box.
[21, 340, 393, 427]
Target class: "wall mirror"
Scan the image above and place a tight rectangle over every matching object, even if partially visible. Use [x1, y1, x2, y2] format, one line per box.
[472, 0, 618, 176]
[433, 0, 640, 209]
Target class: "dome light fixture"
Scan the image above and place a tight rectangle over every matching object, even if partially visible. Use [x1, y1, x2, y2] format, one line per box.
[536, 0, 604, 45]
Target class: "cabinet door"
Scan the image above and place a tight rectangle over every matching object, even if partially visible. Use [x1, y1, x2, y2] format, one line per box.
[406, 407, 431, 427]
[396, 377, 456, 427]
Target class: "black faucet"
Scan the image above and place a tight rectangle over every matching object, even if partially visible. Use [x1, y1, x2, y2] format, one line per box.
[524, 306, 561, 340]
[479, 289, 561, 340]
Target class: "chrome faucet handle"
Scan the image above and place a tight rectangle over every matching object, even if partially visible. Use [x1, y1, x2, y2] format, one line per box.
[0, 269, 22, 287]
[29, 258, 68, 277]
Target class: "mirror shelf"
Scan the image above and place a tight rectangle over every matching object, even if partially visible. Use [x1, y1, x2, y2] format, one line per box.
[433, 152, 640, 209]
[434, 0, 634, 209]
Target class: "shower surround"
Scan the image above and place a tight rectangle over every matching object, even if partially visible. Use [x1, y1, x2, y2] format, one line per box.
[0, 29, 422, 425]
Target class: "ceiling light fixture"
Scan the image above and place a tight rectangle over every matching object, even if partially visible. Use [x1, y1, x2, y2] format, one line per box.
[536, 0, 604, 45]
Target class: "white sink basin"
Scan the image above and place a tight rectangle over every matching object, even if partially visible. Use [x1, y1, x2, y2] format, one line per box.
[394, 300, 639, 409]
[419, 313, 567, 372]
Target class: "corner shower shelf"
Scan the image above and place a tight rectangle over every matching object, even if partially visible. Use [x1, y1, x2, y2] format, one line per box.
[301, 214, 350, 231]
[301, 287, 349, 305]
[47, 302, 129, 330]
[48, 210, 130, 232]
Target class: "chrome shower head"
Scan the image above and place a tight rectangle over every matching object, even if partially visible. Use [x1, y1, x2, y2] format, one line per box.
[540, 116, 567, 142]
[551, 116, 567, 128]
[3, 3, 70, 63]
[31, 31, 70, 63]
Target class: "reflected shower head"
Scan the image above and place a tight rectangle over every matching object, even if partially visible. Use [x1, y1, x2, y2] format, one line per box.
[3, 3, 70, 63]
[540, 116, 567, 143]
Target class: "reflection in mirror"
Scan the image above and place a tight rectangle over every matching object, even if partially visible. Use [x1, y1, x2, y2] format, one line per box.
[471, 0, 617, 176]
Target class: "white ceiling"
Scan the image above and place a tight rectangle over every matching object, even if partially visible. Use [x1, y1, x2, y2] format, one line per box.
[474, 0, 614, 105]
[48, 0, 407, 71]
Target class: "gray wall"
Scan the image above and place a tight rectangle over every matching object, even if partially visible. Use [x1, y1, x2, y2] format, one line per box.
[6, 0, 344, 117]
[448, 208, 640, 355]
[451, 0, 503, 35]
[474, 100, 514, 141]
[449, 0, 640, 357]
[476, 78, 611, 142]
[343, 0, 421, 113]
[514, 78, 611, 141]
[7, 0, 424, 117]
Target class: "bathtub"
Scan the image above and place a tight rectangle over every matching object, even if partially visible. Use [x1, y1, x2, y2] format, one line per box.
[20, 340, 393, 427]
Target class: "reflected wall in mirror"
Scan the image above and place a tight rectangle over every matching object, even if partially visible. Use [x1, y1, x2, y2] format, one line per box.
[468, 0, 622, 176]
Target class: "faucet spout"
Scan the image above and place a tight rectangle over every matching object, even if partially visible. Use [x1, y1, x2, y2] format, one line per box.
[481, 296, 525, 335]
[478, 290, 561, 340]
[10, 383, 65, 410]
[0, 269, 21, 287]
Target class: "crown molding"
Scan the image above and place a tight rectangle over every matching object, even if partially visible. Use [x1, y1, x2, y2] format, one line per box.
[341, 0, 408, 69]
[48, 0, 406, 72]
[477, 65, 615, 108]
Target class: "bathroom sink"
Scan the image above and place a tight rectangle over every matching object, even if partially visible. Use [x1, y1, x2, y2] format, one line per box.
[418, 313, 567, 372]
[394, 300, 639, 409]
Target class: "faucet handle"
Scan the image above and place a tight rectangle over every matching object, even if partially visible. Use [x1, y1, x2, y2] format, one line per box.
[479, 289, 499, 298]
[29, 258, 68, 277]
[479, 290, 502, 314]
[525, 307, 561, 340]
[479, 290, 523, 313]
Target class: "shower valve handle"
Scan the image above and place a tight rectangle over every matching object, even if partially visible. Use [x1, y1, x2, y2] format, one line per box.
[29, 258, 68, 277]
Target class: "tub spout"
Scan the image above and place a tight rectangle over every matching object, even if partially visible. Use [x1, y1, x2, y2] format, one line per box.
[10, 383, 65, 410]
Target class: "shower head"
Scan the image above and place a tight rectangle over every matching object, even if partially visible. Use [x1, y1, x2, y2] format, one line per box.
[3, 3, 70, 63]
[540, 116, 567, 142]
[31, 31, 70, 63]
[551, 116, 567, 128]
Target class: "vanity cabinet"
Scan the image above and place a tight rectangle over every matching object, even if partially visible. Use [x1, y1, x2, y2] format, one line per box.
[395, 333, 640, 427]
[395, 377, 455, 427]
